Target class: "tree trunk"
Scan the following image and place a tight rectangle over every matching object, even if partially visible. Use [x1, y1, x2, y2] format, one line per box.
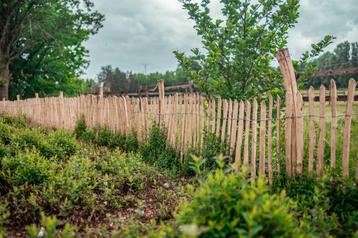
[0, 62, 10, 100]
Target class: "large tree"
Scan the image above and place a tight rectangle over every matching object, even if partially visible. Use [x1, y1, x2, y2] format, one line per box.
[176, 0, 333, 100]
[0, 0, 104, 99]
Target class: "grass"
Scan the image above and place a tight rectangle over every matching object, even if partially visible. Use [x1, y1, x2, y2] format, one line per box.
[302, 101, 358, 118]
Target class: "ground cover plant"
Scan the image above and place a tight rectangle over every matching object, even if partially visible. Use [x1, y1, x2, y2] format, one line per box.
[0, 115, 186, 237]
[0, 114, 357, 238]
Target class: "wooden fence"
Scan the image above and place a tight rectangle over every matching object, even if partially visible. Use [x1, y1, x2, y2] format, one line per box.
[1, 49, 358, 182]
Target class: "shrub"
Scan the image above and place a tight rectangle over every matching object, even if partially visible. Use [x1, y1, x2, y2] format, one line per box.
[140, 125, 180, 172]
[11, 129, 55, 158]
[1, 150, 54, 186]
[175, 170, 308, 238]
[26, 213, 77, 238]
[73, 115, 88, 140]
[93, 126, 119, 148]
[48, 130, 78, 160]
[183, 130, 230, 176]
[0, 122, 12, 145]
[272, 174, 357, 237]
[0, 114, 27, 129]
[95, 151, 158, 194]
[125, 132, 139, 152]
[0, 145, 10, 159]
[0, 203, 9, 238]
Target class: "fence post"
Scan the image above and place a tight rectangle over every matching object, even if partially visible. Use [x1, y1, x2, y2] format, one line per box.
[2, 97, 5, 114]
[342, 79, 356, 177]
[189, 80, 194, 93]
[275, 48, 299, 176]
[158, 80, 165, 124]
[59, 91, 65, 128]
[16, 95, 21, 116]
[99, 85, 104, 98]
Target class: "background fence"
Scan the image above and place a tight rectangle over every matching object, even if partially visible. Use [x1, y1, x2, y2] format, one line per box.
[1, 49, 358, 182]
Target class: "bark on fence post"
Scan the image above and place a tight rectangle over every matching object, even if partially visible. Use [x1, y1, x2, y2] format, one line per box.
[275, 48, 299, 177]
[99, 85, 104, 98]
[158, 80, 165, 125]
[16, 95, 21, 116]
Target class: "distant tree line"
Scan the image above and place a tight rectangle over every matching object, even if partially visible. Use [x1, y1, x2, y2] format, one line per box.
[95, 65, 192, 95]
[303, 41, 358, 89]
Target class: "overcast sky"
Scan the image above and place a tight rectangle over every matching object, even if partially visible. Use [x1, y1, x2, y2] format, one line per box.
[84, 0, 358, 79]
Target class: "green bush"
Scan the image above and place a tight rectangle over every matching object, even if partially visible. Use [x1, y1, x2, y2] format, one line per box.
[140, 125, 180, 172]
[183, 130, 230, 176]
[48, 130, 78, 160]
[1, 150, 55, 186]
[0, 203, 9, 238]
[94, 126, 116, 147]
[95, 150, 157, 193]
[272, 174, 357, 237]
[125, 132, 139, 152]
[74, 116, 139, 152]
[175, 170, 308, 238]
[0, 122, 12, 145]
[0, 145, 10, 159]
[73, 115, 88, 139]
[27, 213, 77, 238]
[0, 114, 27, 129]
[11, 129, 55, 158]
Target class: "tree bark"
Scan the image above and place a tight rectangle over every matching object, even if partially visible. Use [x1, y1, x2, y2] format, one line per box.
[0, 62, 10, 100]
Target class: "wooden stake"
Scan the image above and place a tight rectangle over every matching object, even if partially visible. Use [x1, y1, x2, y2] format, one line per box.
[251, 98, 258, 179]
[230, 100, 239, 153]
[259, 101, 266, 176]
[276, 49, 299, 177]
[268, 96, 273, 184]
[308, 87, 315, 175]
[296, 92, 304, 175]
[234, 101, 245, 170]
[330, 80, 338, 169]
[221, 100, 228, 143]
[342, 79, 356, 177]
[317, 85, 326, 177]
[216, 97, 222, 137]
[243, 101, 251, 166]
[276, 96, 281, 173]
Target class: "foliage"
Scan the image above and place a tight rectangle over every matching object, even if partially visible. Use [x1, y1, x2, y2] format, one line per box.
[96, 65, 191, 95]
[48, 130, 78, 160]
[1, 150, 54, 186]
[1, 148, 159, 233]
[0, 0, 104, 99]
[0, 203, 9, 238]
[73, 115, 89, 139]
[1, 114, 357, 237]
[0, 114, 27, 129]
[175, 169, 308, 237]
[26, 213, 77, 238]
[140, 125, 180, 173]
[301, 41, 358, 88]
[184, 130, 230, 176]
[272, 174, 358, 237]
[176, 0, 333, 100]
[74, 116, 139, 152]
[11, 129, 55, 158]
